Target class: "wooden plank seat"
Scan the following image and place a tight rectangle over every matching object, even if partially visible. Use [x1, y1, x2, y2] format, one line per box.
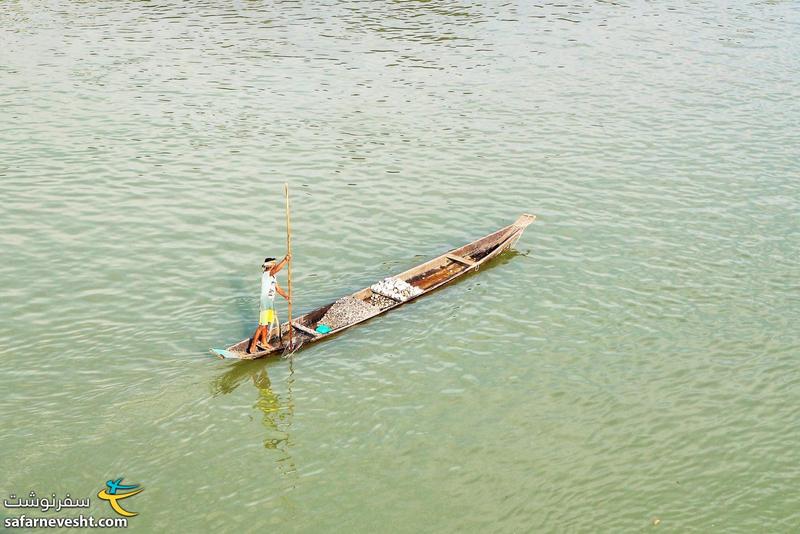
[291, 322, 321, 337]
[446, 253, 476, 266]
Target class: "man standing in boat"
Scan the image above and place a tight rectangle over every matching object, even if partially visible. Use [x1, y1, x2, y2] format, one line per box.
[249, 254, 291, 353]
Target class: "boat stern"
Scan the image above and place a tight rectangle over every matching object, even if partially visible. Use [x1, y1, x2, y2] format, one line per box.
[508, 213, 535, 248]
[514, 213, 536, 228]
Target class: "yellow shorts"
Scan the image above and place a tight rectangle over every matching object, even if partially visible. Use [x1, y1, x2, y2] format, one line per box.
[259, 309, 275, 326]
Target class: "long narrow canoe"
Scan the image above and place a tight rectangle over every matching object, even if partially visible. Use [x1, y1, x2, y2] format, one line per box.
[212, 214, 535, 360]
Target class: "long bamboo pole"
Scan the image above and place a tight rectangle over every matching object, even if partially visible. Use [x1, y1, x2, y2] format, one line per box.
[284, 183, 293, 349]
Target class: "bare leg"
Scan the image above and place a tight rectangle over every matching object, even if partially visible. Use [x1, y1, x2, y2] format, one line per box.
[263, 324, 272, 346]
[249, 326, 264, 353]
[253, 325, 269, 350]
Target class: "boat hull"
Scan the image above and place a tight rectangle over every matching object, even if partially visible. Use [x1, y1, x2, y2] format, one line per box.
[214, 214, 535, 360]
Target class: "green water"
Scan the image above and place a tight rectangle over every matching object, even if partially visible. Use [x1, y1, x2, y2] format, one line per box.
[2, 1, 799, 531]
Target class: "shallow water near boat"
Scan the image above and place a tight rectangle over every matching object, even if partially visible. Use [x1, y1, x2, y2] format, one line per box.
[1, 1, 799, 531]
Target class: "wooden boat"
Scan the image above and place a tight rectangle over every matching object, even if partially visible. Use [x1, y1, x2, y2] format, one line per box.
[212, 214, 535, 360]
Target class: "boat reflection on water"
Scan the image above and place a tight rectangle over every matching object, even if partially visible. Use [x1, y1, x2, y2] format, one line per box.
[211, 360, 297, 475]
[252, 365, 294, 451]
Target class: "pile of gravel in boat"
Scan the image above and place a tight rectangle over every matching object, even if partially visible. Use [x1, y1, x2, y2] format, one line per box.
[369, 293, 396, 309]
[318, 296, 378, 330]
